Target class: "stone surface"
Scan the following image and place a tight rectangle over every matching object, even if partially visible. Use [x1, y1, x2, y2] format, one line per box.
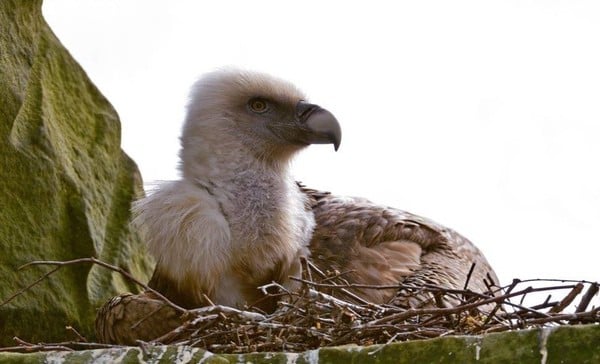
[0, 0, 153, 345]
[0, 325, 598, 363]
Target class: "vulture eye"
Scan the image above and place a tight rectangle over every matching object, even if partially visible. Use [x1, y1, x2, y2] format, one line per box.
[248, 98, 269, 113]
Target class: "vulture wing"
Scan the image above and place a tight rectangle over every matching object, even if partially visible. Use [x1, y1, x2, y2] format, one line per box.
[302, 185, 498, 307]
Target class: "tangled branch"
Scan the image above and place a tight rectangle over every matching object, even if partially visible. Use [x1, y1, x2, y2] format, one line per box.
[0, 257, 598, 354]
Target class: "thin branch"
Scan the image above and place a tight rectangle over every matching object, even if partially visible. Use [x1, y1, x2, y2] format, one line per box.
[463, 263, 476, 290]
[575, 282, 599, 313]
[549, 283, 583, 313]
[17, 257, 186, 313]
[0, 266, 61, 308]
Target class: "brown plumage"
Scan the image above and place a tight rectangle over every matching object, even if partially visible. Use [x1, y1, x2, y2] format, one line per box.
[95, 69, 498, 344]
[95, 292, 185, 345]
[303, 186, 497, 308]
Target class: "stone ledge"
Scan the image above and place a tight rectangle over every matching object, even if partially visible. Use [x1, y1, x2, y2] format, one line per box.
[1, 324, 598, 363]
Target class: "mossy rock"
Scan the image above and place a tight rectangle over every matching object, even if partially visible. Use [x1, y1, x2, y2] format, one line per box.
[0, 0, 153, 344]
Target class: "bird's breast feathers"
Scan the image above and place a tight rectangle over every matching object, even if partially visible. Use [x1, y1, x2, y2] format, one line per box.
[133, 180, 232, 299]
[134, 177, 314, 307]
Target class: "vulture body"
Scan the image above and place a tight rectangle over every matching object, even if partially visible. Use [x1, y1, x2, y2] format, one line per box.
[96, 69, 498, 344]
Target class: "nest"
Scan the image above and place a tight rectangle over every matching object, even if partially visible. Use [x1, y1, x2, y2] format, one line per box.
[1, 258, 599, 354]
[149, 259, 599, 353]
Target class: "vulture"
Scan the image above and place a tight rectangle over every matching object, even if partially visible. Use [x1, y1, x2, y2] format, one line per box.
[96, 69, 498, 344]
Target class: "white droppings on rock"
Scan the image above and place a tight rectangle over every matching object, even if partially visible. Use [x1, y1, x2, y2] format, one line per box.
[44, 351, 68, 364]
[469, 336, 483, 361]
[82, 347, 135, 364]
[539, 326, 555, 364]
[198, 350, 215, 364]
[236, 354, 252, 364]
[301, 349, 320, 364]
[285, 352, 300, 364]
[174, 345, 200, 363]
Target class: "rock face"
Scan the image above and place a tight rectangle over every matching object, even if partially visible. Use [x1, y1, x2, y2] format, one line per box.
[0, 0, 153, 344]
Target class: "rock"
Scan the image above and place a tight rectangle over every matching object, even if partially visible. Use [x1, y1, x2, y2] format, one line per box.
[0, 0, 153, 344]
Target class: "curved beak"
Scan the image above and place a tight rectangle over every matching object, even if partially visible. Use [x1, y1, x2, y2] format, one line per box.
[294, 101, 342, 151]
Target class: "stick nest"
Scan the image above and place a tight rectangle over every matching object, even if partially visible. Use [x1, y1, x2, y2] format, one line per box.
[1, 258, 598, 354]
[151, 259, 599, 353]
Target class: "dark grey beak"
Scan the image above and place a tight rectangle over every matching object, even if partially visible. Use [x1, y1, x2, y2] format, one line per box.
[295, 101, 342, 151]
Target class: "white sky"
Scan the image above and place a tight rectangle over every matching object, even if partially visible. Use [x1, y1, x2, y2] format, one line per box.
[43, 1, 600, 288]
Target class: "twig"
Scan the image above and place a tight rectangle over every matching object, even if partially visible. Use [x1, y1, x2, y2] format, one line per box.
[575, 282, 598, 313]
[482, 278, 519, 326]
[0, 266, 61, 307]
[17, 257, 186, 313]
[549, 283, 583, 313]
[188, 305, 267, 322]
[65, 326, 87, 342]
[463, 263, 476, 290]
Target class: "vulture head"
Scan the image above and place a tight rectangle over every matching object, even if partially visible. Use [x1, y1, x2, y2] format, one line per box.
[179, 69, 341, 180]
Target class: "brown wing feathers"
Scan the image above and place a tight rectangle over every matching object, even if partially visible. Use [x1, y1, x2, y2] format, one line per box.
[302, 186, 498, 306]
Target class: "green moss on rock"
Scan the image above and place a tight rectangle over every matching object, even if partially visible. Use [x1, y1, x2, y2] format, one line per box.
[477, 328, 541, 363]
[545, 324, 600, 364]
[0, 0, 153, 344]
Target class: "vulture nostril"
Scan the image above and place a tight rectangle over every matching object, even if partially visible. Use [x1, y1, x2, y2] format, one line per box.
[296, 101, 319, 122]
